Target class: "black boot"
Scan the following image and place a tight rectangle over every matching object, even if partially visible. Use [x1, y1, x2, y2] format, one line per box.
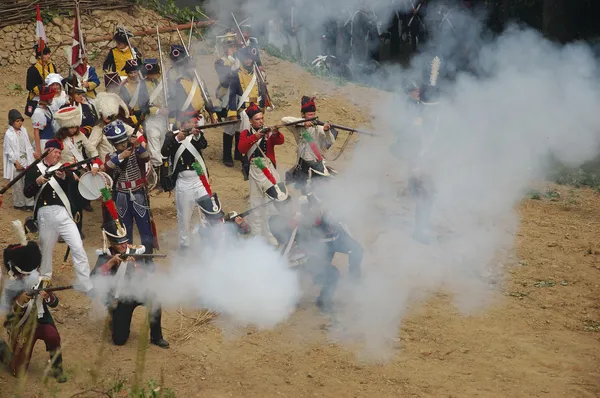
[234, 132, 242, 161]
[49, 350, 67, 383]
[222, 133, 234, 167]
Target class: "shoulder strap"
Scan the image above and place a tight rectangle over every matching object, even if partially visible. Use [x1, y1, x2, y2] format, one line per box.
[128, 81, 142, 109]
[35, 163, 73, 218]
[181, 79, 199, 112]
[237, 71, 257, 111]
[63, 137, 85, 163]
[149, 80, 163, 105]
[180, 136, 208, 174]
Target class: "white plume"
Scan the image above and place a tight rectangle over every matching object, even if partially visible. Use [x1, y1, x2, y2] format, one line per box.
[11, 220, 27, 246]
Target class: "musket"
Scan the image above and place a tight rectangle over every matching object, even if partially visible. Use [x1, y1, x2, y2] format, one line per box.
[27, 285, 74, 296]
[175, 28, 217, 118]
[0, 149, 51, 197]
[314, 119, 377, 137]
[43, 156, 99, 179]
[172, 119, 240, 136]
[120, 25, 137, 61]
[225, 200, 274, 221]
[119, 253, 167, 261]
[231, 12, 274, 112]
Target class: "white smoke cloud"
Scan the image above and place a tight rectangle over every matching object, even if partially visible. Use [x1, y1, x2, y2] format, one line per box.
[89, 2, 600, 360]
[90, 226, 301, 330]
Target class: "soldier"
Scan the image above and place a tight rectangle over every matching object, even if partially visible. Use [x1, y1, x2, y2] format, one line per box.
[119, 59, 150, 122]
[23, 139, 94, 293]
[227, 47, 265, 173]
[90, 92, 142, 162]
[53, 106, 102, 223]
[2, 238, 66, 382]
[66, 56, 100, 102]
[103, 120, 157, 254]
[237, 103, 287, 241]
[214, 32, 241, 167]
[92, 198, 168, 348]
[104, 71, 122, 95]
[160, 115, 208, 250]
[140, 59, 169, 174]
[281, 96, 338, 192]
[269, 193, 363, 312]
[65, 83, 98, 137]
[25, 44, 58, 117]
[103, 27, 142, 79]
[168, 47, 218, 131]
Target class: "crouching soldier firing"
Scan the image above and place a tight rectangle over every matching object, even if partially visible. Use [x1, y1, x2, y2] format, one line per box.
[269, 195, 363, 312]
[92, 192, 169, 348]
[2, 225, 67, 382]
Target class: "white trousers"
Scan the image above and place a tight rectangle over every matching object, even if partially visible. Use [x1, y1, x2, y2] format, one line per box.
[175, 171, 208, 248]
[248, 159, 280, 240]
[38, 205, 93, 291]
[145, 114, 168, 167]
[12, 178, 34, 208]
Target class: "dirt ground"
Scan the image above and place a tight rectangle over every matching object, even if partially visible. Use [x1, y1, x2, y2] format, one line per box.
[0, 43, 598, 398]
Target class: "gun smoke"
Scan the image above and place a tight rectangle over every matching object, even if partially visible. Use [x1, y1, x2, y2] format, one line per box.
[88, 2, 600, 360]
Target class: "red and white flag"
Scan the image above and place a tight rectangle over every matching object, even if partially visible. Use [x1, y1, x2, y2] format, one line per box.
[71, 3, 86, 77]
[35, 4, 47, 53]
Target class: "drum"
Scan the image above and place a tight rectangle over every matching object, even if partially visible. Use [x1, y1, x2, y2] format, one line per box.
[78, 171, 113, 200]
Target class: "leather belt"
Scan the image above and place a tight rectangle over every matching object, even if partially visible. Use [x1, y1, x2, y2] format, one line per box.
[117, 178, 146, 191]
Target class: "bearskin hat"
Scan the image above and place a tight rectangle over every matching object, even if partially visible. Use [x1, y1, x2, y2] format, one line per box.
[95, 92, 130, 120]
[301, 96, 316, 113]
[3, 241, 41, 275]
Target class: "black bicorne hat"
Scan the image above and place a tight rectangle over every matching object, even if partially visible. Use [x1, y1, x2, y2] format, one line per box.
[3, 241, 41, 276]
[265, 182, 289, 202]
[196, 193, 224, 220]
[114, 27, 133, 44]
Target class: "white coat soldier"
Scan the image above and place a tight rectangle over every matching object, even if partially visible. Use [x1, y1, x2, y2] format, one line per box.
[92, 195, 168, 348]
[160, 114, 209, 250]
[22, 139, 94, 293]
[140, 59, 169, 173]
[237, 103, 288, 242]
[282, 96, 338, 193]
[3, 109, 35, 210]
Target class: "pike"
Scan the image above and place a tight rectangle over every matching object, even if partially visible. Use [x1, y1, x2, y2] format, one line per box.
[0, 149, 51, 203]
[175, 27, 217, 120]
[156, 25, 169, 131]
[231, 12, 274, 111]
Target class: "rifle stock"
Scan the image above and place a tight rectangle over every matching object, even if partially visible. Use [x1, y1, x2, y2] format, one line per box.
[27, 285, 74, 296]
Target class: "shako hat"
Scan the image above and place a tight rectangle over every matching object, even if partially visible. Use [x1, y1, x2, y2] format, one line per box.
[103, 120, 128, 145]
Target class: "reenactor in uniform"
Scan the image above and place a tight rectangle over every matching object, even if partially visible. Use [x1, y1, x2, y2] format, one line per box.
[160, 115, 209, 250]
[227, 47, 266, 174]
[2, 239, 67, 382]
[119, 59, 150, 122]
[140, 59, 169, 175]
[214, 32, 241, 167]
[103, 120, 157, 254]
[281, 96, 337, 192]
[92, 197, 168, 348]
[23, 139, 94, 293]
[103, 27, 142, 79]
[25, 44, 58, 117]
[237, 103, 287, 241]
